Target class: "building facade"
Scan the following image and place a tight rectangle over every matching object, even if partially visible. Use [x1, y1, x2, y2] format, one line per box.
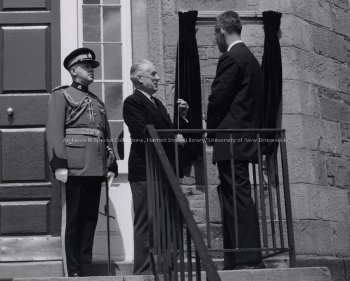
[0, 0, 349, 279]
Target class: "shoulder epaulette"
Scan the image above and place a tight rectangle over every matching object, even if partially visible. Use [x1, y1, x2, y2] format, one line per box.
[52, 85, 69, 92]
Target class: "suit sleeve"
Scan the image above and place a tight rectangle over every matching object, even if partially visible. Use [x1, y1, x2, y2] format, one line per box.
[207, 54, 241, 131]
[123, 97, 148, 141]
[46, 91, 68, 172]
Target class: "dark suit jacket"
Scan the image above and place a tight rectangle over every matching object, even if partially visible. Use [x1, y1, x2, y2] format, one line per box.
[123, 90, 175, 182]
[46, 84, 118, 177]
[207, 42, 263, 162]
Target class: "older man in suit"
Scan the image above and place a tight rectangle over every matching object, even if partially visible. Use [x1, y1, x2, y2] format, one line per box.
[123, 60, 188, 275]
[207, 11, 264, 270]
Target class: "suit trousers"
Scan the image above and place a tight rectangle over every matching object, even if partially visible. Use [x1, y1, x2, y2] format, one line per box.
[130, 181, 152, 275]
[63, 176, 102, 277]
[217, 160, 262, 268]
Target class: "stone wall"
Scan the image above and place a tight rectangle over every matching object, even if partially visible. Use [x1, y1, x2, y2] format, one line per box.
[144, 0, 350, 279]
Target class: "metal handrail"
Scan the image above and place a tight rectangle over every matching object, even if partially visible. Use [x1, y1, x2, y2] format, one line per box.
[145, 125, 296, 281]
[145, 125, 221, 281]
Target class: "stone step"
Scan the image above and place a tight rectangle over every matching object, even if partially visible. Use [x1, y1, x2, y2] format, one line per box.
[12, 267, 331, 281]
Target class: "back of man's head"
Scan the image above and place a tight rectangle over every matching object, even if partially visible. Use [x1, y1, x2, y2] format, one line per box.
[130, 60, 152, 86]
[215, 11, 242, 35]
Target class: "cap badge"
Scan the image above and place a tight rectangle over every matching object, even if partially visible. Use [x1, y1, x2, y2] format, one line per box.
[87, 53, 92, 59]
[78, 85, 82, 89]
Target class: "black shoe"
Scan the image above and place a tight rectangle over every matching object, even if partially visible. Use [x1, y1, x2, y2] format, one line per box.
[234, 262, 265, 270]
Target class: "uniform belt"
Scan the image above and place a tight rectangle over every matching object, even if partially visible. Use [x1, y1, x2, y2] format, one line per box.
[65, 128, 104, 138]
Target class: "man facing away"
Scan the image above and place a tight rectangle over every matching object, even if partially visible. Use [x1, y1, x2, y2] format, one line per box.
[123, 60, 188, 275]
[207, 11, 264, 270]
[46, 48, 118, 277]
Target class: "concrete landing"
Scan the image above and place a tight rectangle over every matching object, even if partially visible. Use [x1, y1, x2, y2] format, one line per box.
[12, 267, 331, 281]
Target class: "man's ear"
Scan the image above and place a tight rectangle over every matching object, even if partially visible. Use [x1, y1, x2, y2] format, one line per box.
[137, 75, 143, 83]
[69, 67, 77, 77]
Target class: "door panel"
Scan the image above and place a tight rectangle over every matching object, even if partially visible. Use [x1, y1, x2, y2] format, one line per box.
[0, 129, 48, 182]
[0, 96, 49, 127]
[0, 0, 61, 264]
[1, 0, 49, 11]
[2, 26, 50, 92]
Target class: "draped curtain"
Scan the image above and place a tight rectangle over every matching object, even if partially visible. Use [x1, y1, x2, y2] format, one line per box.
[261, 11, 283, 130]
[174, 10, 202, 162]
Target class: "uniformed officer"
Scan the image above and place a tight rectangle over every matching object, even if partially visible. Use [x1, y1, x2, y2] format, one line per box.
[46, 48, 118, 277]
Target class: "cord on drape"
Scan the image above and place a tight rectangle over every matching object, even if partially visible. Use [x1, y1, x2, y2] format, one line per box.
[261, 11, 282, 130]
[174, 10, 202, 162]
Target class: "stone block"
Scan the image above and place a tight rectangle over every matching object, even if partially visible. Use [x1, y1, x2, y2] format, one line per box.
[326, 156, 350, 188]
[241, 23, 264, 47]
[200, 59, 219, 76]
[248, 0, 260, 10]
[176, 0, 248, 11]
[341, 124, 350, 140]
[249, 47, 264, 62]
[312, 25, 348, 63]
[287, 149, 327, 185]
[161, 0, 176, 16]
[337, 63, 350, 93]
[318, 86, 343, 100]
[163, 14, 178, 46]
[291, 0, 332, 28]
[296, 256, 346, 281]
[282, 47, 339, 91]
[164, 59, 175, 83]
[342, 141, 350, 157]
[289, 184, 312, 220]
[282, 80, 320, 117]
[320, 97, 350, 124]
[318, 120, 342, 155]
[294, 220, 333, 255]
[208, 185, 221, 223]
[331, 5, 350, 37]
[196, 25, 216, 47]
[164, 46, 177, 60]
[206, 47, 221, 60]
[280, 14, 313, 51]
[281, 114, 321, 150]
[331, 222, 350, 257]
[319, 188, 350, 221]
[331, 0, 350, 10]
[259, 0, 293, 13]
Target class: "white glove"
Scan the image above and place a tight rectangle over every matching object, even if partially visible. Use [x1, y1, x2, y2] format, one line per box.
[55, 168, 68, 183]
[107, 171, 115, 188]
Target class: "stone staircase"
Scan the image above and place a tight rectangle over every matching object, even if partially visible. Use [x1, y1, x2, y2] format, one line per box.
[1, 261, 331, 281]
[11, 267, 331, 281]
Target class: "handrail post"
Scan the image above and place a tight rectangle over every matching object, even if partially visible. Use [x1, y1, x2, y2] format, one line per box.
[280, 131, 296, 267]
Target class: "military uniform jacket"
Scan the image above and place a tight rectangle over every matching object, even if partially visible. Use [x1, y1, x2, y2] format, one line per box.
[123, 90, 175, 182]
[207, 42, 263, 162]
[46, 82, 118, 177]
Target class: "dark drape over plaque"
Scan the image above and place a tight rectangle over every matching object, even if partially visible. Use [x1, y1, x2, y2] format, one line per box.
[174, 10, 202, 161]
[261, 11, 282, 130]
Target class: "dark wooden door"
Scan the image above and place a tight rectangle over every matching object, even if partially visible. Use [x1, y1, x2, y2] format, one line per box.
[0, 0, 61, 262]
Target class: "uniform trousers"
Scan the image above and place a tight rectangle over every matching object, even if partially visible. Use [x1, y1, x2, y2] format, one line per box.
[130, 181, 152, 275]
[62, 176, 102, 277]
[217, 160, 262, 269]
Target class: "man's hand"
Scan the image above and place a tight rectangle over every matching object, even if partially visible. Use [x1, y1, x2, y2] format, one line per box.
[177, 99, 189, 120]
[107, 171, 115, 188]
[175, 134, 186, 147]
[55, 168, 68, 183]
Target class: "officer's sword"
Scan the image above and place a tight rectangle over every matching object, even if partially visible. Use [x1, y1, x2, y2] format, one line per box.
[104, 176, 112, 276]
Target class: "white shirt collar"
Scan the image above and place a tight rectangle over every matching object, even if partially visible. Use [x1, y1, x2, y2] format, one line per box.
[227, 40, 243, 51]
